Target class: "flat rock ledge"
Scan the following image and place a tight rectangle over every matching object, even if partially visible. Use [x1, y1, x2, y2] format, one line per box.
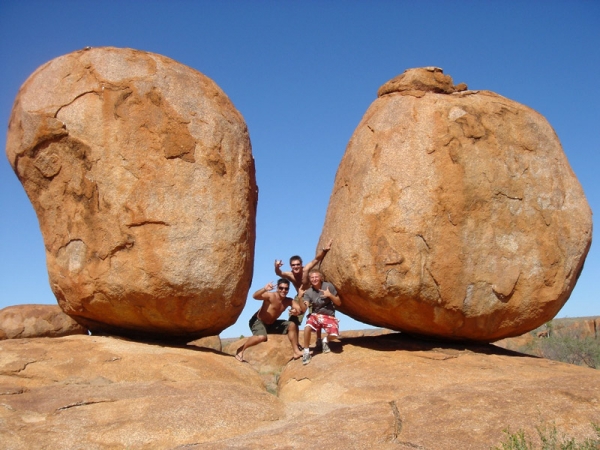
[1, 333, 598, 449]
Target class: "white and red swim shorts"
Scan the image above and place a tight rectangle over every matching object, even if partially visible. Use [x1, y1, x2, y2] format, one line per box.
[306, 313, 339, 337]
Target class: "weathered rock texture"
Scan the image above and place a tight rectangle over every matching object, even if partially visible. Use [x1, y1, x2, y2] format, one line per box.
[222, 329, 395, 393]
[5, 47, 258, 340]
[0, 304, 88, 340]
[1, 333, 598, 449]
[319, 67, 592, 342]
[0, 335, 281, 449]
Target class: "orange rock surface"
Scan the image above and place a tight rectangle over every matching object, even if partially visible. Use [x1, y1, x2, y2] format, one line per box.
[1, 333, 598, 449]
[0, 304, 87, 339]
[5, 47, 257, 340]
[319, 67, 592, 342]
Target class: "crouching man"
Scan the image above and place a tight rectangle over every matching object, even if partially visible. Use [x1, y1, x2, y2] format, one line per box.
[235, 279, 304, 362]
[301, 270, 342, 365]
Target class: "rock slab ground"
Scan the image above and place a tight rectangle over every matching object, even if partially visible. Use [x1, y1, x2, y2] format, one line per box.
[1, 333, 598, 449]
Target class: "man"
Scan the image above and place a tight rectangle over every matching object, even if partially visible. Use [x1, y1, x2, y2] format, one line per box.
[300, 270, 342, 365]
[275, 239, 333, 292]
[275, 239, 333, 350]
[235, 279, 304, 362]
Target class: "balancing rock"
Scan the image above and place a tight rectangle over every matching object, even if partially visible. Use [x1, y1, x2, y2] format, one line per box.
[6, 47, 257, 340]
[319, 67, 592, 342]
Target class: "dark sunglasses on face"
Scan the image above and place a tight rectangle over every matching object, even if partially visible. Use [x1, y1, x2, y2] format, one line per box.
[278, 286, 289, 291]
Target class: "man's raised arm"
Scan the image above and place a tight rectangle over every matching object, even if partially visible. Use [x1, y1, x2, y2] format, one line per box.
[253, 282, 274, 300]
[302, 239, 333, 284]
[297, 286, 308, 313]
[274, 259, 293, 280]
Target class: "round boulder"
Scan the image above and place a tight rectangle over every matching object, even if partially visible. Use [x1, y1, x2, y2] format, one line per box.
[319, 67, 592, 342]
[6, 47, 257, 341]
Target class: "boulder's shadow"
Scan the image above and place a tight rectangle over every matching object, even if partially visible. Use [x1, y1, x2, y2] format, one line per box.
[89, 331, 227, 356]
[338, 332, 538, 359]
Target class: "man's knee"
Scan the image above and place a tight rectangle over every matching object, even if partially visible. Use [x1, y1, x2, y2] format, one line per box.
[251, 332, 268, 342]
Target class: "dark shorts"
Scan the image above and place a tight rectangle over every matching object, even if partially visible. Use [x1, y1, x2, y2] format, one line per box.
[250, 312, 299, 337]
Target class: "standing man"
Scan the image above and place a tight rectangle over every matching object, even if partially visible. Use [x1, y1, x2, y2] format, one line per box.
[235, 279, 304, 362]
[300, 270, 342, 365]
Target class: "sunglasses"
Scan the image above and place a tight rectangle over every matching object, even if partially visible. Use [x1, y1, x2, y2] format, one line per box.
[278, 286, 289, 291]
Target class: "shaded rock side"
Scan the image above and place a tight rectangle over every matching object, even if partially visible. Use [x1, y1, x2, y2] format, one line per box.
[5, 47, 258, 340]
[319, 67, 592, 342]
[0, 304, 88, 340]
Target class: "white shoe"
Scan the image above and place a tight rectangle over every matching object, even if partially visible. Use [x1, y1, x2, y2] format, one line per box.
[302, 351, 311, 365]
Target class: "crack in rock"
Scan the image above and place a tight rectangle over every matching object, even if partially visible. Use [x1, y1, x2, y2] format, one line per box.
[55, 398, 115, 412]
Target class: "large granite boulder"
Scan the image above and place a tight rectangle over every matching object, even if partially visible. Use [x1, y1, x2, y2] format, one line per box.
[5, 47, 257, 341]
[0, 304, 88, 339]
[319, 67, 592, 342]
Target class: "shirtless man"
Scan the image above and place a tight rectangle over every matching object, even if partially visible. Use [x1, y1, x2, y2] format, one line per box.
[235, 279, 304, 362]
[275, 239, 333, 292]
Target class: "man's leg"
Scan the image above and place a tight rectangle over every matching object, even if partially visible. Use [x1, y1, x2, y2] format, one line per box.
[286, 320, 303, 359]
[321, 316, 338, 354]
[315, 328, 323, 352]
[302, 323, 314, 365]
[322, 334, 330, 353]
[236, 314, 267, 362]
[236, 335, 267, 362]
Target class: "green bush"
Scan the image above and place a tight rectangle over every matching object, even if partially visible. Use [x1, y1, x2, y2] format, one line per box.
[538, 335, 600, 369]
[493, 422, 600, 450]
[515, 320, 600, 370]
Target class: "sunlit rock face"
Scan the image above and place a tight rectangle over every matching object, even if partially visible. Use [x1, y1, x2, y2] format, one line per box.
[319, 67, 592, 342]
[6, 47, 257, 341]
[0, 304, 88, 339]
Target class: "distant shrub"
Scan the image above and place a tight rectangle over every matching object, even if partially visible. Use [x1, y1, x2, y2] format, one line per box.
[538, 334, 600, 369]
[515, 320, 600, 370]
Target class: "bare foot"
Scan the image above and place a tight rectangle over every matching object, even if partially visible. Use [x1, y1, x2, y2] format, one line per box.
[235, 347, 246, 362]
[292, 350, 303, 360]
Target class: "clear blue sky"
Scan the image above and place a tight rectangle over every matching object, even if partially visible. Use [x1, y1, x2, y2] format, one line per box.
[0, 1, 598, 339]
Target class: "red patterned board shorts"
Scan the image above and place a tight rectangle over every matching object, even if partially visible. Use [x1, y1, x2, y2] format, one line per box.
[306, 314, 340, 337]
